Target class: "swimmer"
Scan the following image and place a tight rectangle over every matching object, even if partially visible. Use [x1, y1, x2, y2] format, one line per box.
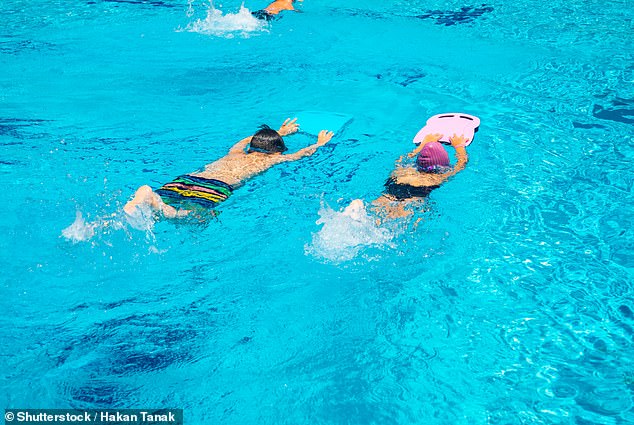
[371, 132, 469, 221]
[252, 0, 299, 20]
[124, 118, 334, 219]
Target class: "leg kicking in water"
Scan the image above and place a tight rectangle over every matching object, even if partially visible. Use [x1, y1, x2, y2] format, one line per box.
[124, 185, 188, 218]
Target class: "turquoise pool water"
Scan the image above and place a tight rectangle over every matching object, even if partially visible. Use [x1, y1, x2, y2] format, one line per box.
[2, 0, 633, 423]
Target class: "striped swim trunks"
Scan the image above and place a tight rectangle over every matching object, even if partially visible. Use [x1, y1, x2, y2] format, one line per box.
[155, 175, 233, 209]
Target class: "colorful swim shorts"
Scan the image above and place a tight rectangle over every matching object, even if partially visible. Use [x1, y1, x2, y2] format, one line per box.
[155, 175, 233, 209]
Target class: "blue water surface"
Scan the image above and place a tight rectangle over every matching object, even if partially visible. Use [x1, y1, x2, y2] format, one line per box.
[1, 0, 633, 423]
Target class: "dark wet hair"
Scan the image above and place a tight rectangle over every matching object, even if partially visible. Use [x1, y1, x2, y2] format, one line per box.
[248, 125, 287, 154]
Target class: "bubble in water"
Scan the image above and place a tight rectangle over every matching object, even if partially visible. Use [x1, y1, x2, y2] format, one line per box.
[306, 200, 394, 263]
[179, 3, 269, 38]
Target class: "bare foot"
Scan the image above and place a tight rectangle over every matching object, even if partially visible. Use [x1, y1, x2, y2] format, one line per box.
[124, 185, 154, 215]
[342, 199, 365, 221]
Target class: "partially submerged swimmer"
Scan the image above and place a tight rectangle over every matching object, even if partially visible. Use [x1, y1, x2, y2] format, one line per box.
[252, 0, 298, 20]
[371, 132, 469, 221]
[124, 118, 334, 218]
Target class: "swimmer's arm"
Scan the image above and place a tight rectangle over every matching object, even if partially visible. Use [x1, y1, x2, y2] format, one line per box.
[228, 136, 253, 154]
[279, 130, 334, 162]
[405, 145, 422, 160]
[281, 144, 319, 162]
[407, 133, 442, 158]
[439, 134, 469, 180]
[443, 147, 468, 178]
[395, 154, 408, 165]
[264, 0, 294, 14]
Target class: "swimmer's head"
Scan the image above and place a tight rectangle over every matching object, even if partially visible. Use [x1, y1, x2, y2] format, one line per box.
[248, 125, 288, 154]
[416, 141, 450, 173]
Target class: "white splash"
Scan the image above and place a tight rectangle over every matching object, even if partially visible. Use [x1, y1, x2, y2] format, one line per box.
[61, 211, 97, 243]
[306, 200, 394, 263]
[61, 207, 156, 243]
[179, 3, 269, 38]
[122, 204, 157, 233]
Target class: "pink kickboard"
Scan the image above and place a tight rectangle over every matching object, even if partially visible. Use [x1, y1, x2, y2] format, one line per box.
[412, 113, 480, 146]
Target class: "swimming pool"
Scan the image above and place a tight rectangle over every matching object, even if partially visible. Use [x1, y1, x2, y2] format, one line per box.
[2, 0, 633, 423]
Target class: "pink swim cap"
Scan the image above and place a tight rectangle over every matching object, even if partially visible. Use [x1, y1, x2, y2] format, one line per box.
[417, 142, 450, 172]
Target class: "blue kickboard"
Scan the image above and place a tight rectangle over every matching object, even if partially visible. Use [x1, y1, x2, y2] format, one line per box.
[295, 111, 353, 136]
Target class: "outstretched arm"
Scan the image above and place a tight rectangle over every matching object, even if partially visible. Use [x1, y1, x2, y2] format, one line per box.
[265, 0, 295, 14]
[407, 133, 443, 159]
[439, 134, 468, 179]
[228, 136, 253, 155]
[281, 130, 334, 162]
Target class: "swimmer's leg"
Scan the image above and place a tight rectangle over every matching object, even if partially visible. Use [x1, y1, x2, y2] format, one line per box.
[342, 199, 366, 221]
[124, 185, 190, 218]
[371, 195, 413, 222]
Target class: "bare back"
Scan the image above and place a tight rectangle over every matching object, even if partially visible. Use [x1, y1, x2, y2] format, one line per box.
[192, 151, 287, 188]
[187, 124, 332, 188]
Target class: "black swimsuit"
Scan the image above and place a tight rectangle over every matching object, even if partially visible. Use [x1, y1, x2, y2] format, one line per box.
[383, 177, 438, 200]
[252, 9, 275, 20]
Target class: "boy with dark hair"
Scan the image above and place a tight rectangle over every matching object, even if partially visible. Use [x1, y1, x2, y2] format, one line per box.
[124, 118, 333, 218]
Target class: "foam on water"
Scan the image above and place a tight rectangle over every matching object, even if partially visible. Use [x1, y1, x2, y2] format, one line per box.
[61, 207, 157, 243]
[306, 200, 394, 263]
[179, 3, 269, 38]
[61, 211, 97, 243]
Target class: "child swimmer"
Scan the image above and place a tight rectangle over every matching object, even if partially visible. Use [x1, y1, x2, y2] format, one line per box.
[252, 0, 300, 20]
[124, 118, 333, 219]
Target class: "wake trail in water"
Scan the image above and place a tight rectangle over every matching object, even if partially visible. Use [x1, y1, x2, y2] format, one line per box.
[306, 200, 395, 263]
[178, 3, 269, 38]
[61, 207, 157, 244]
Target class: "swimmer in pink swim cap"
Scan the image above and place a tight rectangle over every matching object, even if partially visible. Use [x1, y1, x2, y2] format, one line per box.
[372, 132, 469, 221]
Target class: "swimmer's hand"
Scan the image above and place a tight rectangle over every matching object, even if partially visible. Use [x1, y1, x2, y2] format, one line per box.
[422, 133, 443, 144]
[450, 134, 468, 148]
[278, 118, 299, 136]
[317, 130, 334, 146]
[407, 133, 442, 158]
[281, 130, 334, 161]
